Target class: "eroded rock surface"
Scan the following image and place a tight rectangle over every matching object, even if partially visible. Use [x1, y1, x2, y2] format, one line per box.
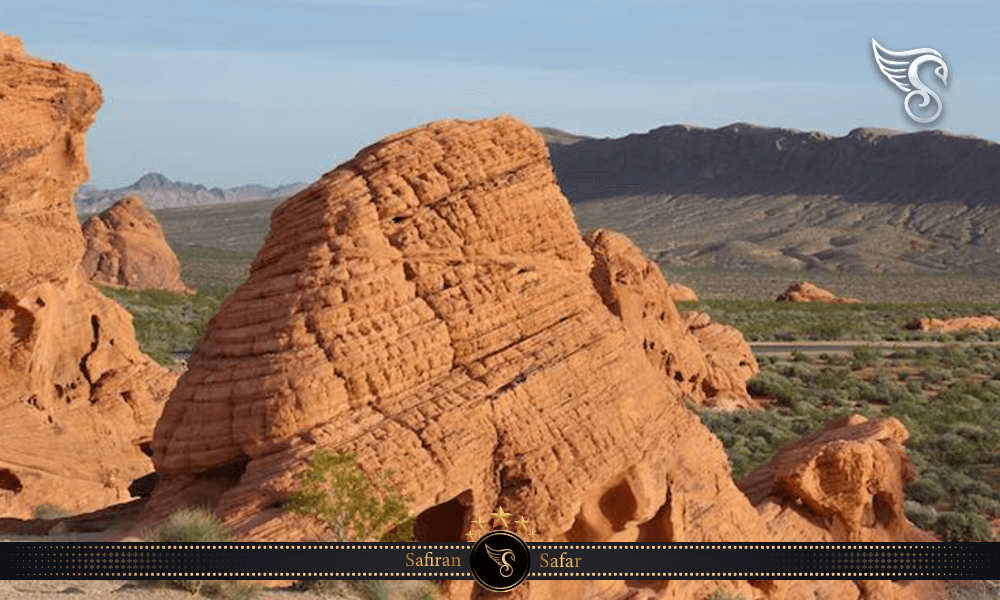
[776, 281, 861, 303]
[0, 33, 176, 518]
[139, 116, 934, 600]
[906, 316, 1000, 332]
[81, 196, 193, 293]
[585, 229, 758, 410]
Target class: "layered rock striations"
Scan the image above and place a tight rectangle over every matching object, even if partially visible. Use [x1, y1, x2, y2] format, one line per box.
[81, 196, 194, 292]
[142, 116, 935, 600]
[0, 33, 177, 518]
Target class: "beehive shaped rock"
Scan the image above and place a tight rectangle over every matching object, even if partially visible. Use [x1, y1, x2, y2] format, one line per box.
[141, 116, 934, 600]
[81, 196, 194, 293]
[0, 33, 177, 518]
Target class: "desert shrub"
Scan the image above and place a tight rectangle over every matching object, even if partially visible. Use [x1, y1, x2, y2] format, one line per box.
[906, 478, 947, 505]
[746, 372, 800, 405]
[953, 494, 1000, 518]
[923, 367, 952, 384]
[286, 448, 416, 543]
[355, 579, 390, 600]
[33, 503, 69, 520]
[790, 350, 811, 363]
[142, 507, 259, 599]
[149, 506, 230, 543]
[904, 500, 937, 530]
[779, 362, 815, 382]
[849, 346, 880, 370]
[933, 511, 993, 542]
[814, 367, 848, 390]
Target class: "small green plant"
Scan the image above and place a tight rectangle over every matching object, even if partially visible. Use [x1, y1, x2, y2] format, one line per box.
[286, 448, 416, 543]
[141, 507, 259, 599]
[33, 503, 69, 520]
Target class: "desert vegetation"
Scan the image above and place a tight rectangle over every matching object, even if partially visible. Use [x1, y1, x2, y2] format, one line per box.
[698, 342, 1000, 542]
[97, 286, 233, 367]
[678, 298, 1000, 342]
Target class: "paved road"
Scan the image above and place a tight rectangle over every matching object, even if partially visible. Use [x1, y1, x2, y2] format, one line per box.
[750, 340, 1000, 356]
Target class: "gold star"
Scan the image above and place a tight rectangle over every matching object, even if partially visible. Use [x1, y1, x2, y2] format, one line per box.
[471, 516, 487, 531]
[491, 506, 512, 529]
[514, 516, 530, 532]
[465, 528, 477, 542]
[527, 531, 537, 541]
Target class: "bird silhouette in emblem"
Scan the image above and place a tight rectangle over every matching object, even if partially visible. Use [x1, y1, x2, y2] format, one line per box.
[871, 38, 949, 124]
[485, 543, 515, 578]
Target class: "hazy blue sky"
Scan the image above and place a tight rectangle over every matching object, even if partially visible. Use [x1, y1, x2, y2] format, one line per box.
[4, 0, 999, 188]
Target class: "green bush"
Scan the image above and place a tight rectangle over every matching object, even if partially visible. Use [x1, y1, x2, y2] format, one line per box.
[142, 507, 258, 599]
[904, 501, 937, 530]
[906, 478, 947, 505]
[33, 503, 69, 520]
[933, 511, 994, 542]
[149, 506, 230, 543]
[746, 372, 801, 405]
[286, 448, 416, 543]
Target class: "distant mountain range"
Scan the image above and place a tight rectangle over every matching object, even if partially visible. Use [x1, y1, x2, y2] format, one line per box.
[75, 172, 308, 213]
[538, 123, 1000, 275]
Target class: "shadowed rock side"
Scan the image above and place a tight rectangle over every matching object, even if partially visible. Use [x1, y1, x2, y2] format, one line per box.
[141, 116, 935, 600]
[776, 281, 861, 303]
[0, 33, 177, 518]
[81, 196, 194, 293]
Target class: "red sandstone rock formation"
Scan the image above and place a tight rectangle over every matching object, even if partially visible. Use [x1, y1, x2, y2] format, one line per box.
[586, 229, 758, 410]
[666, 282, 697, 302]
[0, 33, 177, 519]
[137, 116, 935, 600]
[906, 316, 1000, 332]
[776, 281, 861, 303]
[81, 196, 193, 293]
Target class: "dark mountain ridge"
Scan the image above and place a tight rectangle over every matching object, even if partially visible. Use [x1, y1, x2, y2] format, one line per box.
[543, 123, 1000, 205]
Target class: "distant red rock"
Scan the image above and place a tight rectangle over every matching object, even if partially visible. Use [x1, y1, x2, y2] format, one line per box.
[907, 316, 1000, 332]
[776, 281, 861, 303]
[81, 196, 193, 293]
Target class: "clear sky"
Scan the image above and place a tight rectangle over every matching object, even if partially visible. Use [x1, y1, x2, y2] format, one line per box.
[4, 0, 999, 189]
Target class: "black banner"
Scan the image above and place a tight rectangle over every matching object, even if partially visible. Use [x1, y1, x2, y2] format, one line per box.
[3, 543, 998, 580]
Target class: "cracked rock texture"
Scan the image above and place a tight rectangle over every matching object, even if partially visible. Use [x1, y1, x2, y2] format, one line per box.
[81, 196, 194, 293]
[141, 116, 936, 600]
[0, 33, 177, 518]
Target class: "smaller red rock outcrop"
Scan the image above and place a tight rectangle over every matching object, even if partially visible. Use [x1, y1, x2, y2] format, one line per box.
[81, 196, 193, 293]
[666, 282, 697, 302]
[776, 281, 861, 303]
[906, 316, 1000, 332]
[740, 414, 936, 544]
[585, 230, 758, 410]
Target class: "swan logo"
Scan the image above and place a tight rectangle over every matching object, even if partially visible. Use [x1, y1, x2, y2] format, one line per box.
[871, 38, 950, 124]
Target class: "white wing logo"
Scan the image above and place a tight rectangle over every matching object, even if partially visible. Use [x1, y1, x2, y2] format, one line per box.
[871, 38, 949, 124]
